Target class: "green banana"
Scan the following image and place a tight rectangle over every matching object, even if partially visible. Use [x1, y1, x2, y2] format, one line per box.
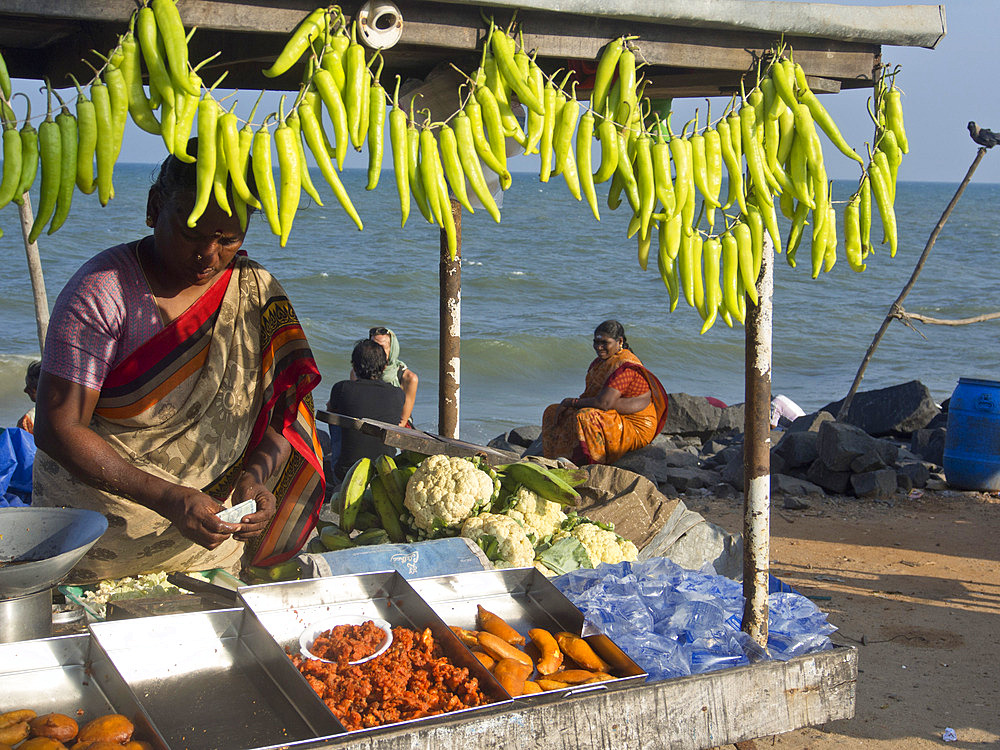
[306, 537, 327, 554]
[371, 478, 406, 542]
[383, 467, 411, 517]
[353, 511, 381, 531]
[374, 453, 398, 478]
[320, 525, 356, 550]
[354, 528, 391, 546]
[338, 456, 372, 532]
[498, 462, 581, 506]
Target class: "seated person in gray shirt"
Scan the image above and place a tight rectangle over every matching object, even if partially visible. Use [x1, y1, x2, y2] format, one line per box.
[327, 339, 405, 480]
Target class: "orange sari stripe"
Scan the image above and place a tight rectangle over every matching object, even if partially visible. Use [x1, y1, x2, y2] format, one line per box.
[95, 346, 209, 420]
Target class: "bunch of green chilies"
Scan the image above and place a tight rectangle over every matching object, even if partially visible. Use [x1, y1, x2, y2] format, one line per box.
[0, 4, 907, 331]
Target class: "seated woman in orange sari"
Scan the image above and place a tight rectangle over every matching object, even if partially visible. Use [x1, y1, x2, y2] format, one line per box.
[542, 320, 668, 465]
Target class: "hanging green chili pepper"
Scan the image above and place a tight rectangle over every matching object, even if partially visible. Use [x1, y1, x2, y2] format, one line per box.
[731, 220, 757, 305]
[151, 0, 199, 96]
[688, 231, 705, 318]
[859, 172, 872, 256]
[663, 211, 682, 261]
[746, 203, 764, 280]
[769, 59, 798, 110]
[186, 95, 219, 227]
[884, 85, 908, 153]
[0, 49, 10, 103]
[27, 87, 61, 243]
[720, 231, 741, 321]
[90, 77, 115, 206]
[344, 22, 366, 148]
[844, 192, 865, 272]
[120, 28, 161, 135]
[464, 94, 510, 186]
[593, 106, 619, 183]
[356, 61, 372, 152]
[485, 50, 525, 144]
[786, 200, 809, 267]
[591, 37, 624, 115]
[264, 7, 327, 78]
[613, 126, 640, 211]
[700, 236, 722, 334]
[366, 60, 386, 190]
[576, 109, 599, 220]
[809, 194, 828, 278]
[475, 84, 508, 178]
[560, 133, 582, 201]
[453, 110, 500, 223]
[104, 60, 130, 159]
[273, 107, 302, 246]
[635, 133, 655, 244]
[251, 115, 282, 236]
[388, 77, 409, 226]
[669, 135, 693, 218]
[869, 151, 897, 256]
[823, 202, 838, 273]
[406, 117, 432, 223]
[210, 120, 232, 217]
[426, 130, 457, 258]
[880, 128, 901, 199]
[0, 117, 22, 210]
[47, 90, 78, 235]
[66, 76, 97, 195]
[312, 68, 349, 170]
[321, 23, 351, 91]
[489, 24, 543, 115]
[219, 106, 259, 207]
[287, 108, 323, 206]
[438, 123, 473, 213]
[419, 124, 444, 226]
[715, 118, 745, 213]
[788, 131, 813, 208]
[676, 222, 695, 307]
[793, 62, 863, 164]
[523, 57, 545, 154]
[616, 45, 637, 129]
[298, 97, 363, 230]
[775, 108, 796, 168]
[137, 5, 176, 109]
[172, 80, 200, 163]
[657, 221, 680, 311]
[740, 102, 772, 207]
[538, 78, 557, 182]
[553, 82, 580, 177]
[651, 129, 675, 217]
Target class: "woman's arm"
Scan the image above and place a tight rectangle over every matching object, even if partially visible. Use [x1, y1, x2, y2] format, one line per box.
[561, 386, 651, 414]
[398, 368, 418, 426]
[34, 371, 241, 549]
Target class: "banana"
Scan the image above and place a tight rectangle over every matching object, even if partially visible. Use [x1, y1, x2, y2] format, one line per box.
[371, 478, 406, 542]
[374, 453, 397, 478]
[354, 528, 391, 546]
[498, 462, 580, 506]
[338, 456, 372, 532]
[320, 525, 356, 551]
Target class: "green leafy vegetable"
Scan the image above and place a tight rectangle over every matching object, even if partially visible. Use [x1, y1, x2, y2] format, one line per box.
[535, 536, 593, 575]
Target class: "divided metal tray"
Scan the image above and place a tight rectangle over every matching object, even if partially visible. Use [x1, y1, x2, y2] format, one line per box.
[409, 567, 647, 699]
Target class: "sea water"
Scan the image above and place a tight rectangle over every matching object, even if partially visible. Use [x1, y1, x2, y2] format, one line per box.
[1, 164, 998, 444]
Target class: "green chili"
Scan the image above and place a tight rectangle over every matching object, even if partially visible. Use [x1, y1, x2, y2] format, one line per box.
[388, 77, 409, 226]
[720, 231, 741, 321]
[274, 111, 301, 246]
[635, 133, 655, 244]
[120, 30, 161, 135]
[464, 95, 509, 186]
[298, 97, 363, 230]
[26, 90, 60, 242]
[592, 37, 624, 116]
[438, 123, 473, 213]
[669, 135, 693, 219]
[91, 78, 115, 206]
[884, 86, 908, 153]
[287, 109, 323, 206]
[0, 118, 21, 210]
[406, 119, 433, 223]
[151, 0, 199, 96]
[264, 7, 327, 78]
[312, 68, 349, 170]
[700, 236, 722, 334]
[859, 172, 872, 256]
[576, 109, 599, 220]
[657, 220, 680, 311]
[251, 116, 282, 236]
[345, 22, 366, 149]
[419, 125, 444, 225]
[489, 25, 543, 115]
[793, 62, 863, 163]
[453, 110, 500, 223]
[366, 63, 386, 190]
[47, 91, 78, 235]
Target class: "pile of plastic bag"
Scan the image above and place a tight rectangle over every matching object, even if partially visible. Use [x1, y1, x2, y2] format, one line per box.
[553, 557, 836, 681]
[0, 427, 35, 507]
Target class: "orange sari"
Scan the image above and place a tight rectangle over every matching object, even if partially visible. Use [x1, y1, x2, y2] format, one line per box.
[542, 348, 668, 465]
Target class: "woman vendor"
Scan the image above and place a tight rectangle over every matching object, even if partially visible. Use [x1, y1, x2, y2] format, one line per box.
[542, 320, 668, 465]
[31, 141, 325, 584]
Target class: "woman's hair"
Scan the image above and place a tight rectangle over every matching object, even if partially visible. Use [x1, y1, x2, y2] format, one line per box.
[25, 360, 41, 388]
[150, 137, 257, 207]
[352, 338, 388, 380]
[594, 319, 630, 350]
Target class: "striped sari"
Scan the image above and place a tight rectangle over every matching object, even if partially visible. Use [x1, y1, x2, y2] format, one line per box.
[542, 348, 668, 465]
[33, 255, 324, 583]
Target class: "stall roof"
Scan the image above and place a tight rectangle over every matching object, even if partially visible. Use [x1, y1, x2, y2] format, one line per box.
[0, 1, 946, 97]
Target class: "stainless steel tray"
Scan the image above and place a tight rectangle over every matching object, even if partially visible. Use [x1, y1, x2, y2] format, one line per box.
[409, 567, 647, 699]
[238, 571, 513, 735]
[0, 633, 130, 719]
[88, 608, 343, 750]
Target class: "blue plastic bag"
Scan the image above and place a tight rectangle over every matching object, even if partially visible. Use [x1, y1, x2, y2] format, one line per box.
[0, 427, 36, 500]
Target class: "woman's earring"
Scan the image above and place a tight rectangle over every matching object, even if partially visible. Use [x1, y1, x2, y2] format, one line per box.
[145, 216, 154, 227]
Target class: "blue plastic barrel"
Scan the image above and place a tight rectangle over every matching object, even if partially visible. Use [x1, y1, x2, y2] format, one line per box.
[943, 378, 1000, 490]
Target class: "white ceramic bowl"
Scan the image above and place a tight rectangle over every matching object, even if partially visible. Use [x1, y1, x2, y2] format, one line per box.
[299, 615, 393, 665]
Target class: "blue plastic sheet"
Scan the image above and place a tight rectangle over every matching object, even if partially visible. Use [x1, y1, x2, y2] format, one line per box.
[553, 557, 836, 682]
[309, 537, 489, 579]
[0, 427, 35, 507]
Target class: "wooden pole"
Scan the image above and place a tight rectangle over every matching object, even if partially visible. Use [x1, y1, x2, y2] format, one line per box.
[742, 233, 774, 648]
[438, 199, 461, 439]
[17, 194, 50, 355]
[837, 147, 988, 420]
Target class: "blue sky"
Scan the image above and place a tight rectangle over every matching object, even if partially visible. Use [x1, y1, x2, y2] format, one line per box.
[10, 1, 997, 185]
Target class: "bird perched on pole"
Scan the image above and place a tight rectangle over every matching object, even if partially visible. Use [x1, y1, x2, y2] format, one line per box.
[968, 122, 1000, 148]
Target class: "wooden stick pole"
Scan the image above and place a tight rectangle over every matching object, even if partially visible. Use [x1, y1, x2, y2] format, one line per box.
[838, 147, 988, 420]
[17, 193, 50, 354]
[438, 199, 461, 439]
[742, 234, 774, 648]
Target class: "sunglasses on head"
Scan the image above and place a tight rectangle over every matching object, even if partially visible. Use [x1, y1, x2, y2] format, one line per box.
[369, 327, 390, 337]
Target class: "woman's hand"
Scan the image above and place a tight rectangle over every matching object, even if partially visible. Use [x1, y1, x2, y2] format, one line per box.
[229, 472, 278, 541]
[160, 484, 240, 550]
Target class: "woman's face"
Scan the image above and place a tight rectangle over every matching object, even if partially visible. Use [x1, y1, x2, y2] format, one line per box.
[149, 191, 246, 288]
[371, 333, 391, 357]
[593, 333, 623, 359]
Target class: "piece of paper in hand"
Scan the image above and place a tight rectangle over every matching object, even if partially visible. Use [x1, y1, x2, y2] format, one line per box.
[217, 499, 257, 524]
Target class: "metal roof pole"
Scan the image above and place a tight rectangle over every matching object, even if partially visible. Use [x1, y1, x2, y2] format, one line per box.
[438, 198, 461, 438]
[16, 194, 50, 355]
[742, 233, 774, 647]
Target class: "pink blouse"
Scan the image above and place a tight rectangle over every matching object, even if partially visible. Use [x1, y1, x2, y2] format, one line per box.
[42, 242, 164, 391]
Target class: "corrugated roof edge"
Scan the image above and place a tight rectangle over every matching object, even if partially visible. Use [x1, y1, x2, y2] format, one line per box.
[444, 0, 947, 50]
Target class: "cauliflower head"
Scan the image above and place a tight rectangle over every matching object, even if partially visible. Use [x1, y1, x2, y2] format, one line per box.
[461, 513, 535, 568]
[404, 454, 495, 532]
[505, 486, 567, 541]
[557, 522, 639, 566]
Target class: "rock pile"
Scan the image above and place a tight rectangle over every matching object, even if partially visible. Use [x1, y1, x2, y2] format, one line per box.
[487, 380, 950, 506]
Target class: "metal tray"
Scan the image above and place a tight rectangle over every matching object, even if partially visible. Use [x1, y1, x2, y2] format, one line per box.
[88, 608, 343, 750]
[238, 571, 513, 735]
[0, 633, 130, 719]
[409, 567, 647, 699]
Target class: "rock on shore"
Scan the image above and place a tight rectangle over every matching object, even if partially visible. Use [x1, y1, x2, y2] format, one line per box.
[487, 380, 951, 505]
